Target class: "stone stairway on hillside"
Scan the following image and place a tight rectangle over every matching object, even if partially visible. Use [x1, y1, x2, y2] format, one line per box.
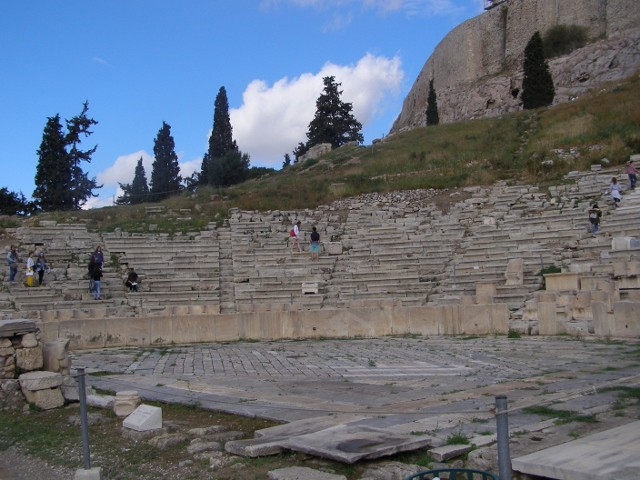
[217, 225, 236, 314]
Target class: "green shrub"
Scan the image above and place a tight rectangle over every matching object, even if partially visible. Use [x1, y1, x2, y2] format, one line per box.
[507, 329, 522, 339]
[543, 25, 589, 58]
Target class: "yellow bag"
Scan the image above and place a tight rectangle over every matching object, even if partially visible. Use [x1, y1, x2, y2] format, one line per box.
[26, 275, 34, 287]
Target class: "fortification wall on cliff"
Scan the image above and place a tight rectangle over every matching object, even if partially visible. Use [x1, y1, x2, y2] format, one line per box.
[390, 0, 640, 134]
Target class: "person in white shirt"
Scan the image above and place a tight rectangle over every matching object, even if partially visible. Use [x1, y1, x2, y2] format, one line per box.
[291, 221, 302, 252]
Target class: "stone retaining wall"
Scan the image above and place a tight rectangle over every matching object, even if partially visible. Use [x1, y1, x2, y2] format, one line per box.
[39, 304, 510, 350]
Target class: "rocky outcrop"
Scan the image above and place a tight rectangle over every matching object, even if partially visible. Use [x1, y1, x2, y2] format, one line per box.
[390, 0, 640, 133]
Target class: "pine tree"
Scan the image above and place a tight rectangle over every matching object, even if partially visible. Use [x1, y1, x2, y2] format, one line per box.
[282, 153, 292, 169]
[150, 122, 181, 201]
[117, 157, 149, 205]
[65, 101, 100, 209]
[426, 79, 440, 126]
[200, 86, 238, 185]
[305, 76, 363, 150]
[0, 188, 31, 215]
[522, 31, 555, 110]
[33, 102, 100, 212]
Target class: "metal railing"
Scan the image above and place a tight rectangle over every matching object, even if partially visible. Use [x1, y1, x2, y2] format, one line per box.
[405, 468, 499, 480]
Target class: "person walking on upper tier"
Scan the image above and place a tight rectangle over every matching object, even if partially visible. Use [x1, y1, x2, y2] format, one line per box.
[6, 245, 20, 282]
[610, 177, 622, 208]
[92, 245, 104, 270]
[309, 226, 320, 261]
[626, 160, 638, 190]
[88, 256, 103, 300]
[290, 221, 302, 253]
[588, 203, 602, 234]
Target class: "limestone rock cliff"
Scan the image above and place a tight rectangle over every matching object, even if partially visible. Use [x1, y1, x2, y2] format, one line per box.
[390, 0, 640, 134]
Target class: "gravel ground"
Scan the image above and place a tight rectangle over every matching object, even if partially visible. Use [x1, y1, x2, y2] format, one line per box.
[0, 446, 74, 480]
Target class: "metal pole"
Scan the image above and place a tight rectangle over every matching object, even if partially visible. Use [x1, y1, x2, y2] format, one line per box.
[77, 367, 92, 469]
[495, 395, 512, 480]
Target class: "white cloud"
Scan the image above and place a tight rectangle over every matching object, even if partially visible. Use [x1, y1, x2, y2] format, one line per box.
[92, 56, 113, 68]
[179, 157, 203, 180]
[97, 150, 201, 186]
[230, 53, 403, 168]
[97, 150, 154, 188]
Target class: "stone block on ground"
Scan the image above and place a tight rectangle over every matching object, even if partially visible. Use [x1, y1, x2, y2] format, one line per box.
[428, 443, 473, 461]
[123, 404, 162, 432]
[22, 387, 65, 410]
[267, 466, 347, 480]
[114, 390, 141, 417]
[74, 467, 102, 480]
[19, 371, 63, 390]
[225, 436, 285, 457]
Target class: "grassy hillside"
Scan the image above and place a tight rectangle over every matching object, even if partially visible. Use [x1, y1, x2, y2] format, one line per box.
[32, 72, 640, 234]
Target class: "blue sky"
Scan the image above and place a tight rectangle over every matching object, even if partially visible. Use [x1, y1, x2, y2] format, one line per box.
[1, 0, 484, 208]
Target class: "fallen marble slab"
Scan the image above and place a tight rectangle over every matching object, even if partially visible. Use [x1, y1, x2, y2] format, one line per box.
[280, 423, 433, 464]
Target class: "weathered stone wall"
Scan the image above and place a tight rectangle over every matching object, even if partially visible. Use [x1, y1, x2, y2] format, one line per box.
[391, 0, 640, 133]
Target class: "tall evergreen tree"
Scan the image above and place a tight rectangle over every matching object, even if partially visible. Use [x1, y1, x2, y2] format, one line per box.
[150, 122, 181, 201]
[33, 102, 100, 211]
[522, 31, 555, 110]
[65, 101, 100, 209]
[116, 157, 149, 205]
[200, 86, 238, 185]
[200, 86, 252, 187]
[34, 115, 70, 211]
[426, 79, 440, 126]
[0, 188, 31, 215]
[305, 76, 363, 150]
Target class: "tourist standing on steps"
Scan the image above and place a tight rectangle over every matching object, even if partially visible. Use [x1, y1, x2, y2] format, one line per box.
[610, 177, 622, 208]
[588, 203, 602, 234]
[35, 252, 48, 286]
[309, 226, 320, 261]
[88, 256, 103, 300]
[25, 251, 35, 287]
[626, 160, 638, 190]
[92, 245, 104, 270]
[6, 245, 20, 282]
[291, 221, 302, 253]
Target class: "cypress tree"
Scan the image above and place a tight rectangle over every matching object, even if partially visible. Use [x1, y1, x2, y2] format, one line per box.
[150, 122, 181, 201]
[201, 86, 238, 185]
[203, 86, 252, 187]
[117, 157, 149, 205]
[522, 31, 555, 110]
[426, 79, 440, 126]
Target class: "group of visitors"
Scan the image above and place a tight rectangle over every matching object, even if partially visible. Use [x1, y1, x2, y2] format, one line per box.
[5, 245, 49, 286]
[290, 221, 321, 260]
[87, 245, 140, 300]
[588, 160, 637, 234]
[5, 243, 139, 299]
